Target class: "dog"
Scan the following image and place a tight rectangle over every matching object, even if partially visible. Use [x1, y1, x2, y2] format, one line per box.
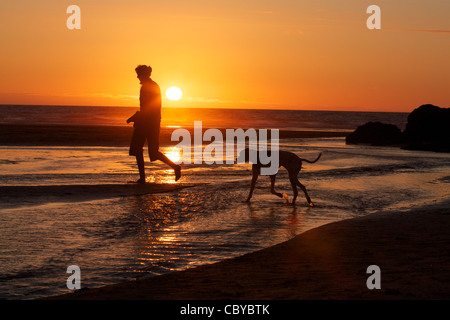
[239, 148, 321, 206]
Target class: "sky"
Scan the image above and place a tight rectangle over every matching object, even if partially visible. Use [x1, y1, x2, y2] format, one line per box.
[0, 0, 449, 112]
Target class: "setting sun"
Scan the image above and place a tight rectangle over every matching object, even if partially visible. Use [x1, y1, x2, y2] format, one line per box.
[165, 86, 183, 101]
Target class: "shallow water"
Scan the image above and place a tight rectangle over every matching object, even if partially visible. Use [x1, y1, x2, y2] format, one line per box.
[1, 138, 449, 299]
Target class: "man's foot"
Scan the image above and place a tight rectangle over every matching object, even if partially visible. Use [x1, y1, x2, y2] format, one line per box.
[136, 178, 146, 184]
[174, 165, 181, 181]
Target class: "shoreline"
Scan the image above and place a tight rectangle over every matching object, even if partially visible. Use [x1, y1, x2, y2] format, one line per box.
[0, 124, 350, 147]
[0, 183, 195, 210]
[44, 199, 450, 300]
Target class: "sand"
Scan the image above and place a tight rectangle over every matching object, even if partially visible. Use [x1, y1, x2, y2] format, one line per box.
[0, 183, 194, 209]
[44, 199, 450, 300]
[0, 124, 349, 147]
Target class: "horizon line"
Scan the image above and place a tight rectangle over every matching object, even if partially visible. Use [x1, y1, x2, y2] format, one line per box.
[0, 103, 421, 114]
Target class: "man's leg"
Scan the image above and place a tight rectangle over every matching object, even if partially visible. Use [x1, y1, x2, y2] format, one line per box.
[155, 152, 181, 181]
[136, 153, 146, 183]
[148, 123, 181, 181]
[129, 127, 146, 183]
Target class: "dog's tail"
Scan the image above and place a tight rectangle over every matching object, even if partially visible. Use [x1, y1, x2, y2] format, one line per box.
[300, 153, 322, 164]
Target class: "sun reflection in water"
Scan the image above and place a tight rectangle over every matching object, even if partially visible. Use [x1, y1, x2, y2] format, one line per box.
[165, 146, 182, 163]
[158, 235, 177, 243]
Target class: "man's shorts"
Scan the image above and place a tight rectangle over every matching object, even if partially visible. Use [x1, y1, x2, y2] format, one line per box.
[129, 121, 160, 161]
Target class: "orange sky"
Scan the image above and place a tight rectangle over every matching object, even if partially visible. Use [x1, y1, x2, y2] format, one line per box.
[0, 0, 449, 112]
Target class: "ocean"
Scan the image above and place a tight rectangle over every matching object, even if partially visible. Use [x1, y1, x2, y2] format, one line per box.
[0, 105, 449, 299]
[0, 104, 409, 130]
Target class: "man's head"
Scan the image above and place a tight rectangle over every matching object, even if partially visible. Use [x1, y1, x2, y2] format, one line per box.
[135, 65, 152, 83]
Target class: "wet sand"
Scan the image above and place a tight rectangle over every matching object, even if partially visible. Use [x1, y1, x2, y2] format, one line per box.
[45, 199, 450, 300]
[0, 183, 194, 209]
[0, 124, 349, 147]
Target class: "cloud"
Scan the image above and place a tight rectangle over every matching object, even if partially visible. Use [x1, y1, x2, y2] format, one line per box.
[183, 97, 232, 104]
[404, 29, 450, 34]
[19, 92, 139, 103]
[86, 93, 139, 101]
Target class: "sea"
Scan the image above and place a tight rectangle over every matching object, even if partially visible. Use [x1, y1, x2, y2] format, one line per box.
[0, 105, 449, 299]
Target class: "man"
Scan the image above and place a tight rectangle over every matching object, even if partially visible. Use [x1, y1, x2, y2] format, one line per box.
[128, 65, 181, 183]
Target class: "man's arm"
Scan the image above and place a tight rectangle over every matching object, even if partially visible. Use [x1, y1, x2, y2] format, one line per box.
[127, 111, 140, 123]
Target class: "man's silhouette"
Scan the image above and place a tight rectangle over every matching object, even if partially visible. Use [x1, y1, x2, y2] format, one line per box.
[128, 65, 181, 183]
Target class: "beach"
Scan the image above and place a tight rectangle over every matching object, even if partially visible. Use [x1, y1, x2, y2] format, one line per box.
[0, 183, 195, 210]
[0, 124, 349, 147]
[2, 0, 449, 305]
[45, 198, 450, 300]
[1, 106, 449, 300]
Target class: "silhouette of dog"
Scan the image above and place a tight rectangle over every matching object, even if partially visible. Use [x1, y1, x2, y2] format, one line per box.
[239, 148, 321, 206]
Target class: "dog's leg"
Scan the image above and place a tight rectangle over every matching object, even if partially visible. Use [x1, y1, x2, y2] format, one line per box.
[289, 177, 298, 205]
[246, 165, 260, 202]
[296, 180, 313, 206]
[270, 175, 283, 198]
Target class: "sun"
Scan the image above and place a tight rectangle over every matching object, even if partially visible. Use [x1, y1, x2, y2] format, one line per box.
[165, 86, 183, 101]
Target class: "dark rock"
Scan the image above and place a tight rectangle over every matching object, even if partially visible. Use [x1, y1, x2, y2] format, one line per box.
[345, 121, 403, 146]
[346, 104, 450, 153]
[403, 104, 450, 144]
